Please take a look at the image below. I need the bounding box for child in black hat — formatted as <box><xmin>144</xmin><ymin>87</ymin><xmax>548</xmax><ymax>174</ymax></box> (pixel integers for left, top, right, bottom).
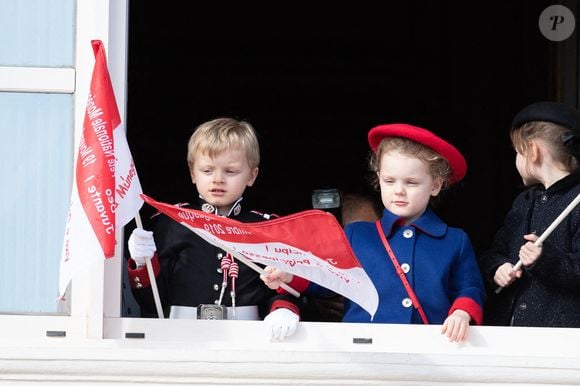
<box><xmin>480</xmin><ymin>101</ymin><xmax>580</xmax><ymax>327</ymax></box>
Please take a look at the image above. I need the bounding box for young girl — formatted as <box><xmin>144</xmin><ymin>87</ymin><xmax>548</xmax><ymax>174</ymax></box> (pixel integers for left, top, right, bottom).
<box><xmin>262</xmin><ymin>123</ymin><xmax>485</xmax><ymax>342</ymax></box>
<box><xmin>480</xmin><ymin>101</ymin><xmax>580</xmax><ymax>327</ymax></box>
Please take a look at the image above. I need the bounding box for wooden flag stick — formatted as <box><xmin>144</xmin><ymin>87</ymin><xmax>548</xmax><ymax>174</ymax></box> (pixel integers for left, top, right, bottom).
<box><xmin>175</xmin><ymin>221</ymin><xmax>301</xmax><ymax>298</ymax></box>
<box><xmin>134</xmin><ymin>213</ymin><xmax>165</xmax><ymax>318</ymax></box>
<box><xmin>227</xmin><ymin>249</ymin><xmax>300</xmax><ymax>298</ymax></box>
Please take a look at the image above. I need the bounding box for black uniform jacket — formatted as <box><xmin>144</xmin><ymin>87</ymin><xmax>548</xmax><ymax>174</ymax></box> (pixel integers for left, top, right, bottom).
<box><xmin>128</xmin><ymin>198</ymin><xmax>299</xmax><ymax>319</ymax></box>
<box><xmin>480</xmin><ymin>173</ymin><xmax>580</xmax><ymax>327</ymax></box>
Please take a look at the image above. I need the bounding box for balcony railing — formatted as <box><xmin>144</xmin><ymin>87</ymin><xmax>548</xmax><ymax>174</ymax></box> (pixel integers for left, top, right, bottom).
<box><xmin>0</xmin><ymin>315</ymin><xmax>579</xmax><ymax>385</ymax></box>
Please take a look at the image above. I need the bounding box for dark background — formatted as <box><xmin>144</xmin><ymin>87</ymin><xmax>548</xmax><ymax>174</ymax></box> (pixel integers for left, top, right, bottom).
<box><xmin>126</xmin><ymin>2</ymin><xmax>576</xmax><ymax>255</ymax></box>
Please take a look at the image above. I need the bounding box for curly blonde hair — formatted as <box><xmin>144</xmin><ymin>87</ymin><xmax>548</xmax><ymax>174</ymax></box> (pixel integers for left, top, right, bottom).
<box><xmin>368</xmin><ymin>137</ymin><xmax>453</xmax><ymax>190</ymax></box>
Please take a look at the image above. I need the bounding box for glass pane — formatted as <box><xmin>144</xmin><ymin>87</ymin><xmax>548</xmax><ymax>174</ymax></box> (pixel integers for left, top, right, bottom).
<box><xmin>0</xmin><ymin>92</ymin><xmax>73</xmax><ymax>313</ymax></box>
<box><xmin>0</xmin><ymin>0</ymin><xmax>74</xmax><ymax>66</ymax></box>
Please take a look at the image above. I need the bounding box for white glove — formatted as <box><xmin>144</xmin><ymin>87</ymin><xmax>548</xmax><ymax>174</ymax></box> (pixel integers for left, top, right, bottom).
<box><xmin>264</xmin><ymin>308</ymin><xmax>299</xmax><ymax>342</ymax></box>
<box><xmin>128</xmin><ymin>228</ymin><xmax>156</xmax><ymax>267</ymax></box>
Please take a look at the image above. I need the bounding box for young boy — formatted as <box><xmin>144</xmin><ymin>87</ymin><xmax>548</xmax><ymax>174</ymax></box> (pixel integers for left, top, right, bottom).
<box><xmin>262</xmin><ymin>123</ymin><xmax>485</xmax><ymax>342</ymax></box>
<box><xmin>127</xmin><ymin>117</ymin><xmax>300</xmax><ymax>341</ymax></box>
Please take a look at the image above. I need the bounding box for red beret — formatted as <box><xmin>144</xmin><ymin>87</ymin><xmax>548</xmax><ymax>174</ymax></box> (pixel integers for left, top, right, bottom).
<box><xmin>368</xmin><ymin>123</ymin><xmax>467</xmax><ymax>184</ymax></box>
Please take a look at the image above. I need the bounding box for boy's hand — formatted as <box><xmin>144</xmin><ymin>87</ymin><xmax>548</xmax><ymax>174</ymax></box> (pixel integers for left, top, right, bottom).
<box><xmin>128</xmin><ymin>228</ymin><xmax>156</xmax><ymax>267</ymax></box>
<box><xmin>260</xmin><ymin>266</ymin><xmax>294</xmax><ymax>290</ymax></box>
<box><xmin>264</xmin><ymin>308</ymin><xmax>299</xmax><ymax>341</ymax></box>
<box><xmin>441</xmin><ymin>309</ymin><xmax>471</xmax><ymax>342</ymax></box>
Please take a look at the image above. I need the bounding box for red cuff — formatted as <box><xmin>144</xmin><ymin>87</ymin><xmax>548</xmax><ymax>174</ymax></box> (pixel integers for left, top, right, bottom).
<box><xmin>449</xmin><ymin>296</ymin><xmax>483</xmax><ymax>325</ymax></box>
<box><xmin>276</xmin><ymin>275</ymin><xmax>310</xmax><ymax>295</ymax></box>
<box><xmin>270</xmin><ymin>299</ymin><xmax>300</xmax><ymax>319</ymax></box>
<box><xmin>127</xmin><ymin>254</ymin><xmax>160</xmax><ymax>289</ymax></box>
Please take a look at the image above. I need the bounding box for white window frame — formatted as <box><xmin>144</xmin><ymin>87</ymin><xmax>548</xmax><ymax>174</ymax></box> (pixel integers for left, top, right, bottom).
<box><xmin>0</xmin><ymin>0</ymin><xmax>128</xmax><ymax>340</ymax></box>
<box><xmin>0</xmin><ymin>0</ymin><xmax>579</xmax><ymax>350</ymax></box>
<box><xmin>2</xmin><ymin>4</ymin><xmax>580</xmax><ymax>384</ymax></box>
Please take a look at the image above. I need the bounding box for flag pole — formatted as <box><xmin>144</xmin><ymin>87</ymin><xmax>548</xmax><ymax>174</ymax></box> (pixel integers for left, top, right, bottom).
<box><xmin>495</xmin><ymin>192</ymin><xmax>580</xmax><ymax>294</ymax></box>
<box><xmin>227</xmin><ymin>249</ymin><xmax>300</xmax><ymax>298</ymax></box>
<box><xmin>134</xmin><ymin>213</ymin><xmax>165</xmax><ymax>318</ymax></box>
<box><xmin>173</xmin><ymin>220</ymin><xmax>301</xmax><ymax>298</ymax></box>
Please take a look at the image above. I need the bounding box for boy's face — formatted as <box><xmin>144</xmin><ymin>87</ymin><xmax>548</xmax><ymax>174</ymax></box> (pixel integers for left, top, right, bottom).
<box><xmin>190</xmin><ymin>149</ymin><xmax>258</xmax><ymax>214</ymax></box>
<box><xmin>377</xmin><ymin>151</ymin><xmax>441</xmax><ymax>225</ymax></box>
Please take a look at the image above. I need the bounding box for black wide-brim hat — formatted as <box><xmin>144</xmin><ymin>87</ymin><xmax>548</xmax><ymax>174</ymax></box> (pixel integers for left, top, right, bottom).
<box><xmin>368</xmin><ymin>123</ymin><xmax>467</xmax><ymax>184</ymax></box>
<box><xmin>512</xmin><ymin>101</ymin><xmax>580</xmax><ymax>130</ymax></box>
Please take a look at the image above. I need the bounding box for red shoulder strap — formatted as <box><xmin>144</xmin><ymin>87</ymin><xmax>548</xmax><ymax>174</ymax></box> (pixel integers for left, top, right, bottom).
<box><xmin>375</xmin><ymin>220</ymin><xmax>429</xmax><ymax>324</ymax></box>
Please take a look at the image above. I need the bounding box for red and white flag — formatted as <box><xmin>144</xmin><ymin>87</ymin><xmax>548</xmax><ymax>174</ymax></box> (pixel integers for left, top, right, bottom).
<box><xmin>59</xmin><ymin>40</ymin><xmax>143</xmax><ymax>298</ymax></box>
<box><xmin>142</xmin><ymin>194</ymin><xmax>379</xmax><ymax>318</ymax></box>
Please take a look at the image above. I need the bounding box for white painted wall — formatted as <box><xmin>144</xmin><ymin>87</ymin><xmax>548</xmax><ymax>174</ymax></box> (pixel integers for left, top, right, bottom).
<box><xmin>1</xmin><ymin>318</ymin><xmax>579</xmax><ymax>385</ymax></box>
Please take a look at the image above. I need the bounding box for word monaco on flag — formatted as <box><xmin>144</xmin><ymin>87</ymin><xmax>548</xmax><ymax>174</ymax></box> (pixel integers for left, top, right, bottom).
<box><xmin>142</xmin><ymin>194</ymin><xmax>379</xmax><ymax>319</ymax></box>
<box><xmin>59</xmin><ymin>40</ymin><xmax>143</xmax><ymax>298</ymax></box>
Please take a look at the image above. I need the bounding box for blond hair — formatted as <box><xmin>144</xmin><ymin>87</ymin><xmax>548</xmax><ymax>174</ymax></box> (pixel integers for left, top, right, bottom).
<box><xmin>187</xmin><ymin>117</ymin><xmax>260</xmax><ymax>171</ymax></box>
<box><xmin>369</xmin><ymin>137</ymin><xmax>453</xmax><ymax>190</ymax></box>
<box><xmin>510</xmin><ymin>121</ymin><xmax>579</xmax><ymax>173</ymax></box>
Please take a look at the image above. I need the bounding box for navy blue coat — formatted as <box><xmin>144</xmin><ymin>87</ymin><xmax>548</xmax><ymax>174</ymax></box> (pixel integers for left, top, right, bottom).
<box><xmin>333</xmin><ymin>207</ymin><xmax>485</xmax><ymax>324</ymax></box>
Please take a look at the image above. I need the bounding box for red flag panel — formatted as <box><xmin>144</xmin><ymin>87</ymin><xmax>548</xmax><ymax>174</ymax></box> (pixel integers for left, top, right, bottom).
<box><xmin>142</xmin><ymin>194</ymin><xmax>379</xmax><ymax>318</ymax></box>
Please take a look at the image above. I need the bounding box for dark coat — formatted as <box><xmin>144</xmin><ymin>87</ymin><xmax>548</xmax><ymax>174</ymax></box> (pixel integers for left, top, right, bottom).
<box><xmin>128</xmin><ymin>198</ymin><xmax>297</xmax><ymax>318</ymax></box>
<box><xmin>480</xmin><ymin>173</ymin><xmax>580</xmax><ymax>327</ymax></box>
